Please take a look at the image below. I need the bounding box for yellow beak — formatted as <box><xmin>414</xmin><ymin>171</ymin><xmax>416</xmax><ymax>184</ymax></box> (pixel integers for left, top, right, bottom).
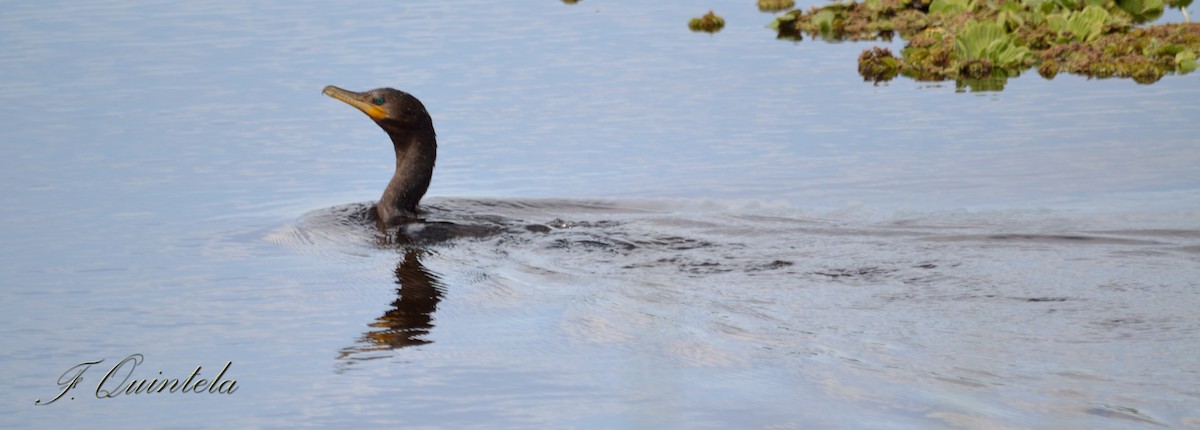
<box><xmin>323</xmin><ymin>85</ymin><xmax>388</xmax><ymax>121</ymax></box>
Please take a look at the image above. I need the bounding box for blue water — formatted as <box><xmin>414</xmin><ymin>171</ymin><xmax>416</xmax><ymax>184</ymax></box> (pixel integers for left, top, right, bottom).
<box><xmin>1</xmin><ymin>1</ymin><xmax>1198</xmax><ymax>428</ymax></box>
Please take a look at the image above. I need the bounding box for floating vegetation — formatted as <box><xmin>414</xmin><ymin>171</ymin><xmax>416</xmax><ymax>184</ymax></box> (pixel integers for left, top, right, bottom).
<box><xmin>690</xmin><ymin>10</ymin><xmax>727</xmax><ymax>33</ymax></box>
<box><xmin>770</xmin><ymin>0</ymin><xmax>1200</xmax><ymax>89</ymax></box>
<box><xmin>758</xmin><ymin>0</ymin><xmax>796</xmax><ymax>13</ymax></box>
<box><xmin>859</xmin><ymin>46</ymin><xmax>902</xmax><ymax>82</ymax></box>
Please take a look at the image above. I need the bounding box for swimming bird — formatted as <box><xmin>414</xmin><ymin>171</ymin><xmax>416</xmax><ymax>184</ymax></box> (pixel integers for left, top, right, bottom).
<box><xmin>323</xmin><ymin>85</ymin><xmax>436</xmax><ymax>226</ymax></box>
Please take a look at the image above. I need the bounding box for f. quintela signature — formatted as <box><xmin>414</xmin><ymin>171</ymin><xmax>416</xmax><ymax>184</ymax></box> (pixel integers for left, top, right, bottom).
<box><xmin>36</xmin><ymin>354</ymin><xmax>237</xmax><ymax>405</ymax></box>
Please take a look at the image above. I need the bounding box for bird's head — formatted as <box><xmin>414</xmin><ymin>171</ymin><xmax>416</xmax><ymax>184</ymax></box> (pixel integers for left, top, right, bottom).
<box><xmin>323</xmin><ymin>85</ymin><xmax>433</xmax><ymax>132</ymax></box>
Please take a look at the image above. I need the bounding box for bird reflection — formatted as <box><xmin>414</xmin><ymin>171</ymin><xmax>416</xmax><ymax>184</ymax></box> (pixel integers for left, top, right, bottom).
<box><xmin>338</xmin><ymin>247</ymin><xmax>445</xmax><ymax>364</ymax></box>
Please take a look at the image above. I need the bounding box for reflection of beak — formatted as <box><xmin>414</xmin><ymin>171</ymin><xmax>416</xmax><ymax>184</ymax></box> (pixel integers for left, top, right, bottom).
<box><xmin>323</xmin><ymin>85</ymin><xmax>388</xmax><ymax>121</ymax></box>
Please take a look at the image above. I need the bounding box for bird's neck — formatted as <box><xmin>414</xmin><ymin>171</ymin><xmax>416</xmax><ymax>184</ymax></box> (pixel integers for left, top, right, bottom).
<box><xmin>376</xmin><ymin>128</ymin><xmax>436</xmax><ymax>225</ymax></box>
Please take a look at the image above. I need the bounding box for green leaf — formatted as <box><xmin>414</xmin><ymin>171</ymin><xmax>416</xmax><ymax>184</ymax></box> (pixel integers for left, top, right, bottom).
<box><xmin>1116</xmin><ymin>0</ymin><xmax>1164</xmax><ymax>23</ymax></box>
<box><xmin>995</xmin><ymin>7</ymin><xmax>1026</xmax><ymax>30</ymax></box>
<box><xmin>955</xmin><ymin>20</ymin><xmax>1006</xmax><ymax>60</ymax></box>
<box><xmin>1177</xmin><ymin>50</ymin><xmax>1198</xmax><ymax>73</ymax></box>
<box><xmin>1067</xmin><ymin>6</ymin><xmax>1109</xmax><ymax>42</ymax></box>
<box><xmin>812</xmin><ymin>9</ymin><xmax>837</xmax><ymax>33</ymax></box>
<box><xmin>930</xmin><ymin>0</ymin><xmax>971</xmax><ymax>14</ymax></box>
<box><xmin>954</xmin><ymin>20</ymin><xmax>1031</xmax><ymax>69</ymax></box>
<box><xmin>769</xmin><ymin>13</ymin><xmax>797</xmax><ymax>30</ymax></box>
<box><xmin>1047</xmin><ymin>13</ymin><xmax>1069</xmax><ymax>33</ymax></box>
<box><xmin>1054</xmin><ymin>0</ymin><xmax>1079</xmax><ymax>11</ymax></box>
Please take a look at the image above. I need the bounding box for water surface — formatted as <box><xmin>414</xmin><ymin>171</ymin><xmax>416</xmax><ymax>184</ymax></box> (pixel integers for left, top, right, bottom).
<box><xmin>1</xmin><ymin>1</ymin><xmax>1198</xmax><ymax>429</ymax></box>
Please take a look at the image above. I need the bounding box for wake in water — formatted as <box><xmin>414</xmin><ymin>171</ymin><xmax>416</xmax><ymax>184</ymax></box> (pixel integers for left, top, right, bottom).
<box><xmin>269</xmin><ymin>198</ymin><xmax>1200</xmax><ymax>428</ymax></box>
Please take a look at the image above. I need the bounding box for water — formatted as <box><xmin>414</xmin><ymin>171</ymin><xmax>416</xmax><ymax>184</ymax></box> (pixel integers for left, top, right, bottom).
<box><xmin>1</xmin><ymin>0</ymin><xmax>1198</xmax><ymax>428</ymax></box>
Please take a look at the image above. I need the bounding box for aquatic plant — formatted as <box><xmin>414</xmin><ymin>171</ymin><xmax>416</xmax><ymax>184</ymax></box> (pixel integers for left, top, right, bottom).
<box><xmin>1038</xmin><ymin>23</ymin><xmax>1200</xmax><ymax>83</ymax></box>
<box><xmin>1046</xmin><ymin>6</ymin><xmax>1111</xmax><ymax>42</ymax></box>
<box><xmin>771</xmin><ymin>13</ymin><xmax>804</xmax><ymax>40</ymax></box>
<box><xmin>811</xmin><ymin>9</ymin><xmax>839</xmax><ymax>35</ymax></box>
<box><xmin>1116</xmin><ymin>0</ymin><xmax>1165</xmax><ymax>23</ymax></box>
<box><xmin>954</xmin><ymin>20</ymin><xmax>1033</xmax><ymax>70</ymax></box>
<box><xmin>858</xmin><ymin>46</ymin><xmax>903</xmax><ymax>82</ymax></box>
<box><xmin>690</xmin><ymin>11</ymin><xmax>726</xmax><ymax>33</ymax></box>
<box><xmin>930</xmin><ymin>0</ymin><xmax>972</xmax><ymax>16</ymax></box>
<box><xmin>1178</xmin><ymin>49</ymin><xmax>1199</xmax><ymax>72</ymax></box>
<box><xmin>776</xmin><ymin>0</ymin><xmax>1200</xmax><ymax>89</ymax></box>
<box><xmin>898</xmin><ymin>29</ymin><xmax>956</xmax><ymax>79</ymax></box>
<box><xmin>770</xmin><ymin>0</ymin><xmax>932</xmax><ymax>41</ymax></box>
<box><xmin>758</xmin><ymin>0</ymin><xmax>796</xmax><ymax>13</ymax></box>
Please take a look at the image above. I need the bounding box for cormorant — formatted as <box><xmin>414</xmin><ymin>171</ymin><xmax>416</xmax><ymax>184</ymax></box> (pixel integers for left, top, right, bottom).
<box><xmin>323</xmin><ymin>85</ymin><xmax>437</xmax><ymax>227</ymax></box>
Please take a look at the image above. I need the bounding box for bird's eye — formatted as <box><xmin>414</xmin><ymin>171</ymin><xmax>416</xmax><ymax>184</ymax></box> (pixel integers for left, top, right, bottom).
<box><xmin>372</xmin><ymin>97</ymin><xmax>385</xmax><ymax>105</ymax></box>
